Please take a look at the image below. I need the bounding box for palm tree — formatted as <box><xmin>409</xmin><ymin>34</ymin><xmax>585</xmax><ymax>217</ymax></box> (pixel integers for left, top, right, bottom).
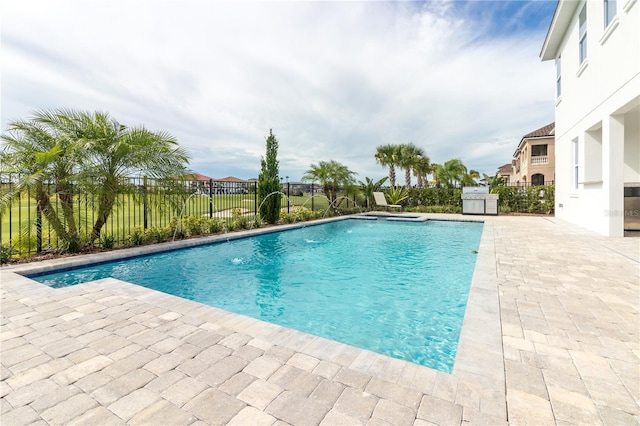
<box><xmin>483</xmin><ymin>172</ymin><xmax>506</xmax><ymax>187</ymax></box>
<box><xmin>434</xmin><ymin>159</ymin><xmax>468</xmax><ymax>188</ymax></box>
<box><xmin>302</xmin><ymin>160</ymin><xmax>356</xmax><ymax>206</ymax></box>
<box><xmin>461</xmin><ymin>169</ymin><xmax>480</xmax><ymax>187</ymax></box>
<box><xmin>1</xmin><ymin>109</ymin><xmax>190</xmax><ymax>248</ymax></box>
<box><xmin>412</xmin><ymin>156</ymin><xmax>431</xmax><ymax>188</ymax></box>
<box><xmin>302</xmin><ymin>162</ymin><xmax>330</xmax><ymax>200</ymax></box>
<box><xmin>73</xmin><ymin>111</ymin><xmax>190</xmax><ymax>241</ymax></box>
<box><xmin>358</xmin><ymin>176</ymin><xmax>388</xmax><ymax>208</ymax></box>
<box><xmin>1</xmin><ymin>110</ymin><xmax>84</xmax><ymax>248</ymax></box>
<box><xmin>374</xmin><ymin>144</ymin><xmax>400</xmax><ymax>188</ymax></box>
<box><xmin>398</xmin><ymin>143</ymin><xmax>425</xmax><ymax>189</ymax></box>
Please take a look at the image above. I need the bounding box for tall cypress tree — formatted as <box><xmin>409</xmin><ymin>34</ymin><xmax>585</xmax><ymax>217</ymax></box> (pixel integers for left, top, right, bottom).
<box><xmin>257</xmin><ymin>129</ymin><xmax>281</xmax><ymax>224</ymax></box>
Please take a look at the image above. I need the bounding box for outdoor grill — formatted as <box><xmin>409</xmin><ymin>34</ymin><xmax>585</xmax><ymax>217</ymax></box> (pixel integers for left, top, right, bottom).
<box><xmin>461</xmin><ymin>187</ymin><xmax>499</xmax><ymax>215</ymax></box>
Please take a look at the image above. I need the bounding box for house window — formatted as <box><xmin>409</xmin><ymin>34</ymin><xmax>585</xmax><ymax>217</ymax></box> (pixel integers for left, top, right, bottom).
<box><xmin>532</xmin><ymin>174</ymin><xmax>545</xmax><ymax>185</ymax></box>
<box><xmin>573</xmin><ymin>138</ymin><xmax>579</xmax><ymax>190</ymax></box>
<box><xmin>556</xmin><ymin>57</ymin><xmax>562</xmax><ymax>97</ymax></box>
<box><xmin>579</xmin><ymin>5</ymin><xmax>587</xmax><ymax>64</ymax></box>
<box><xmin>532</xmin><ymin>145</ymin><xmax>548</xmax><ymax>156</ymax></box>
<box><xmin>604</xmin><ymin>0</ymin><xmax>617</xmax><ymax>27</ymax></box>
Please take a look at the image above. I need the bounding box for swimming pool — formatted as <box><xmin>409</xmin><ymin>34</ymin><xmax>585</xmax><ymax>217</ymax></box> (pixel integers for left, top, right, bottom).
<box><xmin>31</xmin><ymin>218</ymin><xmax>483</xmax><ymax>372</ymax></box>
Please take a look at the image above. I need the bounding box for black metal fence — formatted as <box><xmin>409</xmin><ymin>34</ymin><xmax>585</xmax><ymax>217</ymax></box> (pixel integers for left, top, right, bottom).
<box><xmin>0</xmin><ymin>175</ymin><xmax>340</xmax><ymax>255</ymax></box>
<box><xmin>504</xmin><ymin>180</ymin><xmax>555</xmax><ymax>187</ymax></box>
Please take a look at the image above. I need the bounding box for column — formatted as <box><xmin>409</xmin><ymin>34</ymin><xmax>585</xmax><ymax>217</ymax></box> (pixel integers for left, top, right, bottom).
<box><xmin>604</xmin><ymin>114</ymin><xmax>625</xmax><ymax>236</ymax></box>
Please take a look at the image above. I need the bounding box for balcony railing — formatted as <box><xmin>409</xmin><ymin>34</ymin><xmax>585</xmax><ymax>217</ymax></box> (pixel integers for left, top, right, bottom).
<box><xmin>530</xmin><ymin>155</ymin><xmax>549</xmax><ymax>165</ymax></box>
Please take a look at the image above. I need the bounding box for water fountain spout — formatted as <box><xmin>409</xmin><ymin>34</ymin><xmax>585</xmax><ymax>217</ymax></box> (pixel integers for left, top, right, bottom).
<box><xmin>300</xmin><ymin>194</ymin><xmax>331</xmax><ymax>211</ymax></box>
<box><xmin>253</xmin><ymin>191</ymin><xmax>292</xmax><ymax>228</ymax></box>
<box><xmin>172</xmin><ymin>193</ymin><xmax>214</xmax><ymax>241</ymax></box>
<box><xmin>323</xmin><ymin>196</ymin><xmax>360</xmax><ymax>218</ymax></box>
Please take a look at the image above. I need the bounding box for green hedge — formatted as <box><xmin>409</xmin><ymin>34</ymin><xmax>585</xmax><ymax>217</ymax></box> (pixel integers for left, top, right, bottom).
<box><xmin>490</xmin><ymin>185</ymin><xmax>554</xmax><ymax>214</ymax></box>
<box><xmin>406</xmin><ymin>188</ymin><xmax>462</xmax><ymax>208</ymax></box>
<box><xmin>402</xmin><ymin>185</ymin><xmax>554</xmax><ymax>214</ymax></box>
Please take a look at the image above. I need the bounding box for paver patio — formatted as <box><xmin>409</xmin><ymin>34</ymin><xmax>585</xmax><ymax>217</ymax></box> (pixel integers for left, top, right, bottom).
<box><xmin>1</xmin><ymin>214</ymin><xmax>638</xmax><ymax>425</ymax></box>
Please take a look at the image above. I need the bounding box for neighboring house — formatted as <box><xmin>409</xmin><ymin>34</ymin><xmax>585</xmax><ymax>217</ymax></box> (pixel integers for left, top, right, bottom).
<box><xmin>182</xmin><ymin>172</ymin><xmax>213</xmax><ymax>192</ymax></box>
<box><xmin>540</xmin><ymin>0</ymin><xmax>640</xmax><ymax>237</ymax></box>
<box><xmin>180</xmin><ymin>174</ymin><xmax>252</xmax><ymax>194</ymax></box>
<box><xmin>497</xmin><ymin>163</ymin><xmax>514</xmax><ymax>184</ymax></box>
<box><xmin>512</xmin><ymin>123</ymin><xmax>556</xmax><ymax>186</ymax></box>
<box><xmin>214</xmin><ymin>176</ymin><xmax>251</xmax><ymax>194</ymax></box>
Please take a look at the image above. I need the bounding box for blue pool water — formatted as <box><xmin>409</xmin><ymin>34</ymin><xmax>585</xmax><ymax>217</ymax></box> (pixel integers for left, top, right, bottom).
<box><xmin>32</xmin><ymin>219</ymin><xmax>483</xmax><ymax>372</ymax></box>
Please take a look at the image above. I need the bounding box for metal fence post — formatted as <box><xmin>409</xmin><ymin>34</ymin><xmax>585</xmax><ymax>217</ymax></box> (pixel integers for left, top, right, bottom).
<box><xmin>143</xmin><ymin>176</ymin><xmax>148</xmax><ymax>230</ymax></box>
<box><xmin>254</xmin><ymin>182</ymin><xmax>258</xmax><ymax>216</ymax></box>
<box><xmin>36</xmin><ymin>205</ymin><xmax>42</xmax><ymax>253</ymax></box>
<box><xmin>209</xmin><ymin>179</ymin><xmax>214</xmax><ymax>218</ymax></box>
<box><xmin>287</xmin><ymin>182</ymin><xmax>290</xmax><ymax>213</ymax></box>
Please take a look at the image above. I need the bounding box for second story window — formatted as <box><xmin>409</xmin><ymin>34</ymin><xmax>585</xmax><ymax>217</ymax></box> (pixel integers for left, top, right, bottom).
<box><xmin>531</xmin><ymin>144</ymin><xmax>549</xmax><ymax>165</ymax></box>
<box><xmin>556</xmin><ymin>57</ymin><xmax>562</xmax><ymax>97</ymax></box>
<box><xmin>579</xmin><ymin>4</ymin><xmax>588</xmax><ymax>64</ymax></box>
<box><xmin>532</xmin><ymin>145</ymin><xmax>548</xmax><ymax>157</ymax></box>
<box><xmin>604</xmin><ymin>0</ymin><xmax>617</xmax><ymax>27</ymax></box>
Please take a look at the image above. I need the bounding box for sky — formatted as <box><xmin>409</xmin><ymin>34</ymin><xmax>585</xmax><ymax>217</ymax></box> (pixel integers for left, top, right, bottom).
<box><xmin>1</xmin><ymin>0</ymin><xmax>557</xmax><ymax>182</ymax></box>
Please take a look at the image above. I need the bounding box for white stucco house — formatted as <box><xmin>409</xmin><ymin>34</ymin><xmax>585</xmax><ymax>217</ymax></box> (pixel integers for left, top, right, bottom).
<box><xmin>540</xmin><ymin>0</ymin><xmax>640</xmax><ymax>236</ymax></box>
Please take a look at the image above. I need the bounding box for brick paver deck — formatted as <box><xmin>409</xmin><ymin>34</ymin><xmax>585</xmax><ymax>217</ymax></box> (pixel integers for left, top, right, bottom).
<box><xmin>1</xmin><ymin>215</ymin><xmax>638</xmax><ymax>425</ymax></box>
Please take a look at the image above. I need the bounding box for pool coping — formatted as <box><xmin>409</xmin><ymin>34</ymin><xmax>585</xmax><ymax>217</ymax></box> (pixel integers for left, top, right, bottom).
<box><xmin>0</xmin><ymin>213</ymin><xmax>506</xmax><ymax>420</ymax></box>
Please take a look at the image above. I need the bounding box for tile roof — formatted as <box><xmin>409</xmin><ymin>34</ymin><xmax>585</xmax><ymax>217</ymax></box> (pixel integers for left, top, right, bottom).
<box><xmin>498</xmin><ymin>163</ymin><xmax>513</xmax><ymax>173</ymax></box>
<box><xmin>217</xmin><ymin>176</ymin><xmax>248</xmax><ymax>182</ymax></box>
<box><xmin>522</xmin><ymin>122</ymin><xmax>555</xmax><ymax>139</ymax></box>
<box><xmin>183</xmin><ymin>173</ymin><xmax>213</xmax><ymax>181</ymax></box>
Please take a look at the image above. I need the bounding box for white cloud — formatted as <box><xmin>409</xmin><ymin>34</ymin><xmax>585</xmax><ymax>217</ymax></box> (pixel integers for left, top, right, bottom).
<box><xmin>1</xmin><ymin>0</ymin><xmax>555</xmax><ymax>181</ymax></box>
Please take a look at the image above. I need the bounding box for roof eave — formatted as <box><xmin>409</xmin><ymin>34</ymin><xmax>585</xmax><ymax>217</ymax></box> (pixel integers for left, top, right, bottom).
<box><xmin>540</xmin><ymin>0</ymin><xmax>580</xmax><ymax>61</ymax></box>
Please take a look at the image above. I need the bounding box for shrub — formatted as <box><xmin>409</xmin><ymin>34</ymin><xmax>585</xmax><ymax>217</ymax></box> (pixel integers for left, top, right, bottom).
<box><xmin>343</xmin><ymin>206</ymin><xmax>366</xmax><ymax>215</ymax></box>
<box><xmin>99</xmin><ymin>233</ymin><xmax>116</xmax><ymax>249</ymax></box>
<box><xmin>280</xmin><ymin>212</ymin><xmax>296</xmax><ymax>224</ymax></box>
<box><xmin>491</xmin><ymin>184</ymin><xmax>554</xmax><ymax>214</ymax></box>
<box><xmin>320</xmin><ymin>209</ymin><xmax>333</xmax><ymax>218</ymax></box>
<box><xmin>165</xmin><ymin>217</ymin><xmax>187</xmax><ymax>240</ymax></box>
<box><xmin>385</xmin><ymin>187</ymin><xmax>409</xmax><ymax>205</ymax></box>
<box><xmin>167</xmin><ymin>217</ymin><xmax>179</xmax><ymax>235</ymax></box>
<box><xmin>182</xmin><ymin>215</ymin><xmax>206</xmax><ymax>236</ymax></box>
<box><xmin>129</xmin><ymin>227</ymin><xmax>146</xmax><ymax>246</ymax></box>
<box><xmin>292</xmin><ymin>208</ymin><xmax>305</xmax><ymax>222</ymax></box>
<box><xmin>10</xmin><ymin>235</ymin><xmax>40</xmax><ymax>256</ymax></box>
<box><xmin>206</xmin><ymin>218</ymin><xmax>225</xmax><ymax>234</ymax></box>
<box><xmin>145</xmin><ymin>227</ymin><xmax>169</xmax><ymax>243</ymax></box>
<box><xmin>0</xmin><ymin>244</ymin><xmax>16</xmax><ymax>264</ymax></box>
<box><xmin>528</xmin><ymin>199</ymin><xmax>542</xmax><ymax>213</ymax></box>
<box><xmin>172</xmin><ymin>227</ymin><xmax>186</xmax><ymax>240</ymax></box>
<box><xmin>406</xmin><ymin>187</ymin><xmax>461</xmax><ymax>208</ymax></box>
<box><xmin>408</xmin><ymin>205</ymin><xmax>461</xmax><ymax>213</ymax></box>
<box><xmin>403</xmin><ymin>185</ymin><xmax>554</xmax><ymax>214</ymax></box>
<box><xmin>65</xmin><ymin>234</ymin><xmax>83</xmax><ymax>253</ymax></box>
<box><xmin>280</xmin><ymin>207</ymin><xmax>319</xmax><ymax>224</ymax></box>
<box><xmin>232</xmin><ymin>208</ymin><xmax>250</xmax><ymax>230</ymax></box>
